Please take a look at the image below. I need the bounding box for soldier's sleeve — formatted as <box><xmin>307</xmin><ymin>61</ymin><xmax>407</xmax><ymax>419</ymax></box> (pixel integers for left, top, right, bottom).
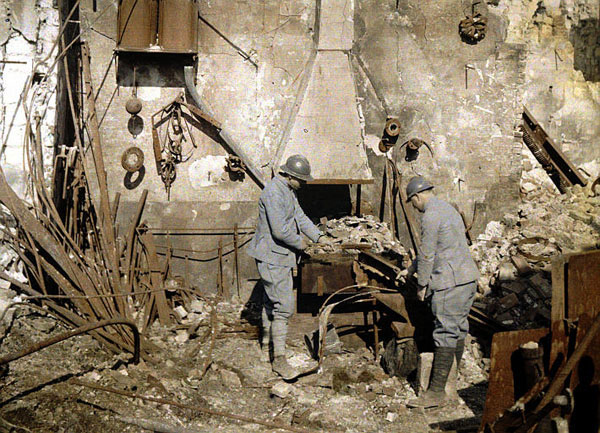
<box><xmin>417</xmin><ymin>210</ymin><xmax>440</xmax><ymax>287</ymax></box>
<box><xmin>264</xmin><ymin>189</ymin><xmax>303</xmax><ymax>250</ymax></box>
<box><xmin>293</xmin><ymin>195</ymin><xmax>322</xmax><ymax>242</ymax></box>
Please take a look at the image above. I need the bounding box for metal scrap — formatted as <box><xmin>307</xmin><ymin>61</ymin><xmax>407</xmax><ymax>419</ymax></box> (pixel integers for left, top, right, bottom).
<box><xmin>378</xmin><ymin>117</ymin><xmax>401</xmax><ymax>153</ymax></box>
<box><xmin>0</xmin><ymin>318</ymin><xmax>140</xmax><ymax>366</ymax></box>
<box><xmin>121</xmin><ymin>146</ymin><xmax>144</xmax><ymax>172</ymax></box>
<box><xmin>521</xmin><ymin>106</ymin><xmax>587</xmax><ymax>193</ymax></box>
<box><xmin>459</xmin><ymin>13</ymin><xmax>487</xmax><ymax>44</ymax></box>
<box><xmin>151</xmin><ymin>93</ymin><xmax>203</xmax><ymax>199</ymax></box>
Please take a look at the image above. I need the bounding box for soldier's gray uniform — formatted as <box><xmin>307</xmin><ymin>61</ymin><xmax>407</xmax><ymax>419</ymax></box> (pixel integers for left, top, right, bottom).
<box><xmin>416</xmin><ymin>197</ymin><xmax>479</xmax><ymax>348</ymax></box>
<box><xmin>247</xmin><ymin>175</ymin><xmax>321</xmax><ymax>325</ymax></box>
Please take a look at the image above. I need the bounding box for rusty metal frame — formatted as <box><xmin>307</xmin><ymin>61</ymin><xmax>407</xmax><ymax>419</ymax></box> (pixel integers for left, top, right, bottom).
<box><xmin>482</xmin><ymin>250</ymin><xmax>600</xmax><ymax>432</ymax></box>
<box><xmin>521</xmin><ymin>107</ymin><xmax>587</xmax><ymax>193</ymax></box>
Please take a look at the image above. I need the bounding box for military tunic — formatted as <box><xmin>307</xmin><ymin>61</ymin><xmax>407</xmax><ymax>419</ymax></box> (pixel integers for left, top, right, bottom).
<box><xmin>417</xmin><ymin>197</ymin><xmax>479</xmax><ymax>348</ymax></box>
<box><xmin>247</xmin><ymin>175</ymin><xmax>321</xmax><ymax>320</ymax></box>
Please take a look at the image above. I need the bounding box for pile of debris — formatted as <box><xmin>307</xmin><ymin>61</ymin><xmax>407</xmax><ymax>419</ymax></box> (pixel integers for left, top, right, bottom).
<box><xmin>306</xmin><ymin>215</ymin><xmax>408</xmax><ymax>257</ymax></box>
<box><xmin>472</xmin><ymin>165</ymin><xmax>600</xmax><ymax>329</ymax></box>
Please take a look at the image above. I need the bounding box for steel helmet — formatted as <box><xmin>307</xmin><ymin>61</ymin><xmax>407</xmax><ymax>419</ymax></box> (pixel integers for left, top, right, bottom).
<box><xmin>406</xmin><ymin>176</ymin><xmax>433</xmax><ymax>201</ymax></box>
<box><xmin>279</xmin><ymin>154</ymin><xmax>313</xmax><ymax>181</ymax></box>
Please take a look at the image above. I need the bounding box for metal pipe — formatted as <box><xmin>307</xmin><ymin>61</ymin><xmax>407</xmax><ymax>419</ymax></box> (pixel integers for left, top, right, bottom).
<box><xmin>183</xmin><ymin>66</ymin><xmax>265</xmax><ymax>188</ymax></box>
<box><xmin>0</xmin><ymin>318</ymin><xmax>140</xmax><ymax>365</ymax></box>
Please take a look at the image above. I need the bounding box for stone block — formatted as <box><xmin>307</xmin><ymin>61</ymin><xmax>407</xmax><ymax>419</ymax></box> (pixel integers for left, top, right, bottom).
<box><xmin>498</xmin><ymin>293</ymin><xmax>519</xmax><ymax>311</ymax></box>
<box><xmin>220</xmin><ymin>368</ymin><xmax>242</xmax><ymax>389</ymax></box>
<box><xmin>416</xmin><ymin>352</ymin><xmax>458</xmax><ymax>398</ymax></box>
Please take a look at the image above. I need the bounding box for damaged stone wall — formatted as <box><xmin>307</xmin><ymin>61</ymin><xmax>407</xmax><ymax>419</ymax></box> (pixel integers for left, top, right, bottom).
<box><xmin>0</xmin><ymin>0</ymin><xmax>59</xmax><ymax>304</ymax></box>
<box><xmin>355</xmin><ymin>0</ymin><xmax>599</xmax><ymax>241</ymax></box>
<box><xmin>354</xmin><ymin>0</ymin><xmax>526</xmax><ymax>234</ymax></box>
<box><xmin>0</xmin><ymin>0</ymin><xmax>58</xmax><ymax>197</ymax></box>
<box><xmin>501</xmin><ymin>0</ymin><xmax>600</xmax><ymax>165</ymax></box>
<box><xmin>82</xmin><ymin>0</ymin><xmax>318</xmax><ymax>298</ymax></box>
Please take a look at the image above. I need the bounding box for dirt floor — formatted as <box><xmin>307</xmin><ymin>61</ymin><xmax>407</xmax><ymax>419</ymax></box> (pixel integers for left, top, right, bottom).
<box><xmin>0</xmin><ymin>296</ymin><xmax>489</xmax><ymax>433</ymax></box>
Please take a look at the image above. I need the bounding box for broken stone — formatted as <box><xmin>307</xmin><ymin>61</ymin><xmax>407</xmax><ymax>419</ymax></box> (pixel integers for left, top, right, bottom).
<box><xmin>362</xmin><ymin>390</ymin><xmax>377</xmax><ymax>401</ymax></box>
<box><xmin>382</xmin><ymin>386</ymin><xmax>396</xmax><ymax>397</ymax></box>
<box><xmin>502</xmin><ymin>281</ymin><xmax>528</xmax><ymax>295</ymax></box>
<box><xmin>386</xmin><ymin>412</ymin><xmax>398</xmax><ymax>422</ymax></box>
<box><xmin>497</xmin><ymin>261</ymin><xmax>517</xmax><ymax>282</ymax></box>
<box><xmin>528</xmin><ymin>273</ymin><xmax>552</xmax><ymax>297</ymax></box>
<box><xmin>521</xmin><ymin>182</ymin><xmax>538</xmax><ymax>193</ymax></box>
<box><xmin>307</xmin><ymin>216</ymin><xmax>407</xmax><ymax>256</ymax></box>
<box><xmin>175</xmin><ymin>330</ymin><xmax>189</xmax><ymax>344</ymax></box>
<box><xmin>495</xmin><ymin>312</ymin><xmax>514</xmax><ymax>324</ymax></box>
<box><xmin>30</xmin><ymin>317</ymin><xmax>55</xmax><ymax>333</ymax></box>
<box><xmin>271</xmin><ymin>381</ymin><xmax>294</xmax><ymax>398</ymax></box>
<box><xmin>498</xmin><ymin>293</ymin><xmax>519</xmax><ymax>311</ymax></box>
<box><xmin>174</xmin><ymin>305</ymin><xmax>188</xmax><ymax>320</ymax></box>
<box><xmin>332</xmin><ymin>367</ymin><xmax>354</xmax><ymax>393</ymax></box>
<box><xmin>511</xmin><ymin>254</ymin><xmax>533</xmax><ymax>276</ymax></box>
<box><xmin>190</xmin><ymin>299</ymin><xmax>207</xmax><ymax>314</ymax></box>
<box><xmin>502</xmin><ymin>213</ymin><xmax>520</xmax><ymax>228</ymax></box>
<box><xmin>219</xmin><ymin>369</ymin><xmax>242</xmax><ymax>388</ymax></box>
<box><xmin>536</xmin><ymin>307</ymin><xmax>551</xmax><ymax>322</ymax></box>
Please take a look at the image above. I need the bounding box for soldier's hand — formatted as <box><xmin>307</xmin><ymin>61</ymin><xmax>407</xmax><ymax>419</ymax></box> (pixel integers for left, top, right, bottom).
<box><xmin>300</xmin><ymin>238</ymin><xmax>309</xmax><ymax>251</ymax></box>
<box><xmin>417</xmin><ymin>284</ymin><xmax>427</xmax><ymax>302</ymax></box>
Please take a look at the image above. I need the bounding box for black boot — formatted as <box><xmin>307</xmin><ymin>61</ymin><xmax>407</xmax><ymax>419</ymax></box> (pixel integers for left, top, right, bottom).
<box><xmin>408</xmin><ymin>347</ymin><xmax>455</xmax><ymax>408</ymax></box>
<box><xmin>455</xmin><ymin>339</ymin><xmax>465</xmax><ymax>368</ymax></box>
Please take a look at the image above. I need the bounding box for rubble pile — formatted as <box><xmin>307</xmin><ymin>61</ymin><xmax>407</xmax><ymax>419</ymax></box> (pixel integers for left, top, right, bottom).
<box><xmin>306</xmin><ymin>215</ymin><xmax>408</xmax><ymax>257</ymax></box>
<box><xmin>472</xmin><ymin>176</ymin><xmax>600</xmax><ymax>329</ymax></box>
<box><xmin>0</xmin><ymin>293</ymin><xmax>488</xmax><ymax>432</ymax></box>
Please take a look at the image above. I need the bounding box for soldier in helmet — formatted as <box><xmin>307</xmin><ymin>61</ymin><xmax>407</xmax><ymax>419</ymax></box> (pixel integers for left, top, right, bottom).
<box><xmin>404</xmin><ymin>176</ymin><xmax>479</xmax><ymax>408</ymax></box>
<box><xmin>247</xmin><ymin>154</ymin><xmax>325</xmax><ymax>380</ymax></box>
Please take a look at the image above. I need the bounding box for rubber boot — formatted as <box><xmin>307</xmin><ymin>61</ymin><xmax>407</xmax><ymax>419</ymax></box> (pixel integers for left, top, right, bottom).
<box><xmin>260</xmin><ymin>308</ymin><xmax>272</xmax><ymax>362</ymax></box>
<box><xmin>455</xmin><ymin>339</ymin><xmax>465</xmax><ymax>369</ymax></box>
<box><xmin>408</xmin><ymin>347</ymin><xmax>455</xmax><ymax>408</ymax></box>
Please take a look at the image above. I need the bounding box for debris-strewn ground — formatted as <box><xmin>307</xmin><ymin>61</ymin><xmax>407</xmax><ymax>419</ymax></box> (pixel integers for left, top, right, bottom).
<box><xmin>0</xmin><ymin>297</ymin><xmax>488</xmax><ymax>433</ymax></box>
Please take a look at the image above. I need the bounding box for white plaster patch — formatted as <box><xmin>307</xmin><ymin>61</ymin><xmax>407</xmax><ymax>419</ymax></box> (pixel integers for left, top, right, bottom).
<box><xmin>188</xmin><ymin>155</ymin><xmax>227</xmax><ymax>188</ymax></box>
<box><xmin>432</xmin><ymin>135</ymin><xmax>449</xmax><ymax>159</ymax></box>
<box><xmin>136</xmin><ymin>86</ymin><xmax>161</xmax><ymax>101</ymax></box>
<box><xmin>219</xmin><ymin>203</ymin><xmax>231</xmax><ymax>211</ymax></box>
<box><xmin>364</xmin><ymin>134</ymin><xmax>384</xmax><ymax>155</ymax></box>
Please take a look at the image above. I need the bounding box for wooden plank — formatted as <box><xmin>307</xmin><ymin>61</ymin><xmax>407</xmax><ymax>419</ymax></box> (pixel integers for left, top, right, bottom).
<box><xmin>566</xmin><ymin>250</ymin><xmax>600</xmax><ymax>319</ymax></box>
<box><xmin>390</xmin><ymin>161</ymin><xmax>421</xmax><ymax>253</ymax></box>
<box><xmin>551</xmin><ymin>255</ymin><xmax>567</xmax><ymax>323</ymax></box>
